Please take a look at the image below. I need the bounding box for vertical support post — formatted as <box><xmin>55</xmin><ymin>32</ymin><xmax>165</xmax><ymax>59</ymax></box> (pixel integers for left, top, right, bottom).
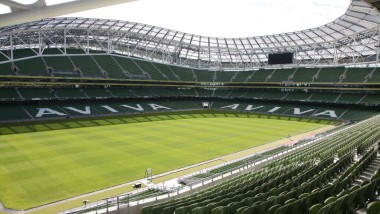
<box><xmin>333</xmin><ymin>43</ymin><xmax>337</xmax><ymax>65</ymax></box>
<box><xmin>87</xmin><ymin>30</ymin><xmax>89</xmax><ymax>54</ymax></box>
<box><xmin>10</xmin><ymin>33</ymin><xmax>13</xmax><ymax>60</ymax></box>
<box><xmin>64</xmin><ymin>29</ymin><xmax>67</xmax><ymax>54</ymax></box>
<box><xmin>106</xmin><ymin>198</ymin><xmax>109</xmax><ymax>212</ymax></box>
<box><xmin>377</xmin><ymin>27</ymin><xmax>380</xmax><ymax>62</ymax></box>
<box><xmin>38</xmin><ymin>30</ymin><xmax>42</xmax><ymax>55</ymax></box>
<box><xmin>107</xmin><ymin>31</ymin><xmax>111</xmax><ymax>54</ymax></box>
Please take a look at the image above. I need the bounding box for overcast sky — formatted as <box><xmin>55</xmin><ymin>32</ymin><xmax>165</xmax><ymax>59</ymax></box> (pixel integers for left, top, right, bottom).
<box><xmin>1</xmin><ymin>0</ymin><xmax>349</xmax><ymax>37</ymax></box>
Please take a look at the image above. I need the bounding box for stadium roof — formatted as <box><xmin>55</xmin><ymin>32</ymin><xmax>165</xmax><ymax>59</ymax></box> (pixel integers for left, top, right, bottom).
<box><xmin>0</xmin><ymin>0</ymin><xmax>380</xmax><ymax>69</ymax></box>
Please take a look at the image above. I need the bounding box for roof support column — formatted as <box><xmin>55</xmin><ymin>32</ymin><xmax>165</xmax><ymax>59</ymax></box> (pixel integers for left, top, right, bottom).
<box><xmin>64</xmin><ymin>29</ymin><xmax>67</xmax><ymax>54</ymax></box>
<box><xmin>38</xmin><ymin>30</ymin><xmax>42</xmax><ymax>55</ymax></box>
<box><xmin>86</xmin><ymin>30</ymin><xmax>89</xmax><ymax>54</ymax></box>
<box><xmin>107</xmin><ymin>31</ymin><xmax>111</xmax><ymax>54</ymax></box>
<box><xmin>10</xmin><ymin>33</ymin><xmax>13</xmax><ymax>60</ymax></box>
<box><xmin>333</xmin><ymin>43</ymin><xmax>337</xmax><ymax>65</ymax></box>
<box><xmin>377</xmin><ymin>27</ymin><xmax>380</xmax><ymax>62</ymax></box>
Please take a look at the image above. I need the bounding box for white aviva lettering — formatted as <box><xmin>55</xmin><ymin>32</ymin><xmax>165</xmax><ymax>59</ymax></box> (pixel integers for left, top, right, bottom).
<box><xmin>314</xmin><ymin>110</ymin><xmax>338</xmax><ymax>118</ymax></box>
<box><xmin>149</xmin><ymin>104</ymin><xmax>171</xmax><ymax>110</ymax></box>
<box><xmin>219</xmin><ymin>104</ymin><xmax>338</xmax><ymax>118</ymax></box>
<box><xmin>63</xmin><ymin>106</ymin><xmax>91</xmax><ymax>114</ymax></box>
<box><xmin>293</xmin><ymin>108</ymin><xmax>315</xmax><ymax>115</ymax></box>
<box><xmin>35</xmin><ymin>108</ymin><xmax>66</xmax><ymax>118</ymax></box>
<box><xmin>245</xmin><ymin>105</ymin><xmax>264</xmax><ymax>111</ymax></box>
<box><xmin>220</xmin><ymin>104</ymin><xmax>239</xmax><ymax>110</ymax></box>
<box><xmin>120</xmin><ymin>104</ymin><xmax>144</xmax><ymax>111</ymax></box>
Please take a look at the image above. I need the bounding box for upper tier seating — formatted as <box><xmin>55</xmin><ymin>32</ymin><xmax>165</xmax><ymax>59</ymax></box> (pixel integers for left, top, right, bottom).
<box><xmin>291</xmin><ymin>68</ymin><xmax>319</xmax><ymax>82</ymax></box>
<box><xmin>92</xmin><ymin>55</ymin><xmax>126</xmax><ymax>79</ymax></box>
<box><xmin>193</xmin><ymin>69</ymin><xmax>215</xmax><ymax>82</ymax></box>
<box><xmin>0</xmin><ymin>62</ymin><xmax>15</xmax><ymax>75</ymax></box>
<box><xmin>314</xmin><ymin>67</ymin><xmax>345</xmax><ymax>82</ymax></box>
<box><xmin>233</xmin><ymin>70</ymin><xmax>255</xmax><ymax>82</ymax></box>
<box><xmin>112</xmin><ymin>56</ymin><xmax>146</xmax><ymax>78</ymax></box>
<box><xmin>44</xmin><ymin>56</ymin><xmax>78</xmax><ymax>77</ymax></box>
<box><xmin>0</xmin><ymin>88</ymin><xmax>21</xmax><ymax>100</ymax></box>
<box><xmin>170</xmin><ymin>66</ymin><xmax>195</xmax><ymax>81</ymax></box>
<box><xmin>215</xmin><ymin>71</ymin><xmax>237</xmax><ymax>82</ymax></box>
<box><xmin>367</xmin><ymin>68</ymin><xmax>380</xmax><ymax>83</ymax></box>
<box><xmin>343</xmin><ymin>68</ymin><xmax>373</xmax><ymax>83</ymax></box>
<box><xmin>14</xmin><ymin>58</ymin><xmax>48</xmax><ymax>76</ymax></box>
<box><xmin>18</xmin><ymin>88</ymin><xmax>56</xmax><ymax>100</ymax></box>
<box><xmin>248</xmin><ymin>69</ymin><xmax>274</xmax><ymax>82</ymax></box>
<box><xmin>268</xmin><ymin>69</ymin><xmax>294</xmax><ymax>82</ymax></box>
<box><xmin>70</xmin><ymin>56</ymin><xmax>104</xmax><ymax>77</ymax></box>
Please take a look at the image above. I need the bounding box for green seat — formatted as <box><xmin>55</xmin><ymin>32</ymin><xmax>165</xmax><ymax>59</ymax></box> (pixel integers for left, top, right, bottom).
<box><xmin>309</xmin><ymin>203</ymin><xmax>323</xmax><ymax>214</ymax></box>
<box><xmin>236</xmin><ymin>206</ymin><xmax>249</xmax><ymax>214</ymax></box>
<box><xmin>345</xmin><ymin>189</ymin><xmax>358</xmax><ymax>213</ymax></box>
<box><xmin>175</xmin><ymin>206</ymin><xmax>190</xmax><ymax>214</ymax></box>
<box><xmin>228</xmin><ymin>201</ymin><xmax>244</xmax><ymax>214</ymax></box>
<box><xmin>240</xmin><ymin>206</ymin><xmax>253</xmax><ymax>214</ymax></box>
<box><xmin>162</xmin><ymin>205</ymin><xmax>176</xmax><ymax>214</ymax></box>
<box><xmin>151</xmin><ymin>205</ymin><xmax>163</xmax><ymax>214</ymax></box>
<box><xmin>298</xmin><ymin>193</ymin><xmax>310</xmax><ymax>199</ymax></box>
<box><xmin>192</xmin><ymin>206</ymin><xmax>207</xmax><ymax>214</ymax></box>
<box><xmin>274</xmin><ymin>204</ymin><xmax>291</xmax><ymax>214</ymax></box>
<box><xmin>317</xmin><ymin>203</ymin><xmax>334</xmax><ymax>214</ymax></box>
<box><xmin>330</xmin><ymin>197</ymin><xmax>346</xmax><ymax>214</ymax></box>
<box><xmin>141</xmin><ymin>206</ymin><xmax>152</xmax><ymax>214</ymax></box>
<box><xmin>284</xmin><ymin>198</ymin><xmax>296</xmax><ymax>205</ymax></box>
<box><xmin>367</xmin><ymin>201</ymin><xmax>380</xmax><ymax>214</ymax></box>
<box><xmin>211</xmin><ymin>206</ymin><xmax>230</xmax><ymax>214</ymax></box>
<box><xmin>268</xmin><ymin>204</ymin><xmax>281</xmax><ymax>214</ymax></box>
<box><xmin>324</xmin><ymin>197</ymin><xmax>336</xmax><ymax>205</ymax></box>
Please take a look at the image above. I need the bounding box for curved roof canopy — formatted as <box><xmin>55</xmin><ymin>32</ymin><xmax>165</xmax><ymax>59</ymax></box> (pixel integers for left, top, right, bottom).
<box><xmin>0</xmin><ymin>0</ymin><xmax>380</xmax><ymax>69</ymax></box>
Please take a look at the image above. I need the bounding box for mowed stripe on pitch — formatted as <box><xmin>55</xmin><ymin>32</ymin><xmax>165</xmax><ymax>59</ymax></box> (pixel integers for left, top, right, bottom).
<box><xmin>0</xmin><ymin>117</ymin><xmax>326</xmax><ymax>209</ymax></box>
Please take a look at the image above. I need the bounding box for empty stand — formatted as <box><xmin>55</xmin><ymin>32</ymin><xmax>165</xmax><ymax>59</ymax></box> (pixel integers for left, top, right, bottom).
<box><xmin>150</xmin><ymin>63</ymin><xmax>179</xmax><ymax>81</ymax></box>
<box><xmin>367</xmin><ymin>68</ymin><xmax>380</xmax><ymax>83</ymax></box>
<box><xmin>170</xmin><ymin>66</ymin><xmax>195</xmax><ymax>81</ymax></box>
<box><xmin>109</xmin><ymin>88</ymin><xmax>137</xmax><ymax>98</ymax></box>
<box><xmin>92</xmin><ymin>55</ymin><xmax>126</xmax><ymax>79</ymax></box>
<box><xmin>55</xmin><ymin>88</ymin><xmax>85</xmax><ymax>99</ymax></box>
<box><xmin>337</xmin><ymin>93</ymin><xmax>365</xmax><ymax>103</ymax></box>
<box><xmin>70</xmin><ymin>56</ymin><xmax>105</xmax><ymax>77</ymax></box>
<box><xmin>14</xmin><ymin>58</ymin><xmax>48</xmax><ymax>76</ymax></box>
<box><xmin>343</xmin><ymin>68</ymin><xmax>373</xmax><ymax>83</ymax></box>
<box><xmin>292</xmin><ymin>68</ymin><xmax>319</xmax><ymax>82</ymax></box>
<box><xmin>193</xmin><ymin>69</ymin><xmax>215</xmax><ymax>82</ymax></box>
<box><xmin>18</xmin><ymin>88</ymin><xmax>56</xmax><ymax>100</ymax></box>
<box><xmin>314</xmin><ymin>67</ymin><xmax>345</xmax><ymax>82</ymax></box>
<box><xmin>361</xmin><ymin>94</ymin><xmax>380</xmax><ymax>104</ymax></box>
<box><xmin>0</xmin><ymin>88</ymin><xmax>21</xmax><ymax>100</ymax></box>
<box><xmin>214</xmin><ymin>71</ymin><xmax>237</xmax><ymax>82</ymax></box>
<box><xmin>233</xmin><ymin>70</ymin><xmax>254</xmax><ymax>82</ymax></box>
<box><xmin>0</xmin><ymin>62</ymin><xmax>15</xmax><ymax>75</ymax></box>
<box><xmin>248</xmin><ymin>69</ymin><xmax>274</xmax><ymax>82</ymax></box>
<box><xmin>268</xmin><ymin>69</ymin><xmax>294</xmax><ymax>82</ymax></box>
<box><xmin>44</xmin><ymin>56</ymin><xmax>78</xmax><ymax>77</ymax></box>
<box><xmin>113</xmin><ymin>56</ymin><xmax>146</xmax><ymax>77</ymax></box>
<box><xmin>308</xmin><ymin>93</ymin><xmax>339</xmax><ymax>102</ymax></box>
<box><xmin>133</xmin><ymin>60</ymin><xmax>167</xmax><ymax>80</ymax></box>
<box><xmin>13</xmin><ymin>49</ymin><xmax>38</xmax><ymax>59</ymax></box>
<box><xmin>84</xmin><ymin>88</ymin><xmax>111</xmax><ymax>98</ymax></box>
<box><xmin>283</xmin><ymin>92</ymin><xmax>310</xmax><ymax>101</ymax></box>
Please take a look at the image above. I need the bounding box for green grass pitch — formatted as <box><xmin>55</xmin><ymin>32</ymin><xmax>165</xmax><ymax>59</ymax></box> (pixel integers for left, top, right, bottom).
<box><xmin>0</xmin><ymin>114</ymin><xmax>327</xmax><ymax>209</ymax></box>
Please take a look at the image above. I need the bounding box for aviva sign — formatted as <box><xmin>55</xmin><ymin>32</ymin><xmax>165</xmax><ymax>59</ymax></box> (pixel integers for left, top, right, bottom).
<box><xmin>219</xmin><ymin>104</ymin><xmax>338</xmax><ymax>118</ymax></box>
<box><xmin>31</xmin><ymin>102</ymin><xmax>341</xmax><ymax>119</ymax></box>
